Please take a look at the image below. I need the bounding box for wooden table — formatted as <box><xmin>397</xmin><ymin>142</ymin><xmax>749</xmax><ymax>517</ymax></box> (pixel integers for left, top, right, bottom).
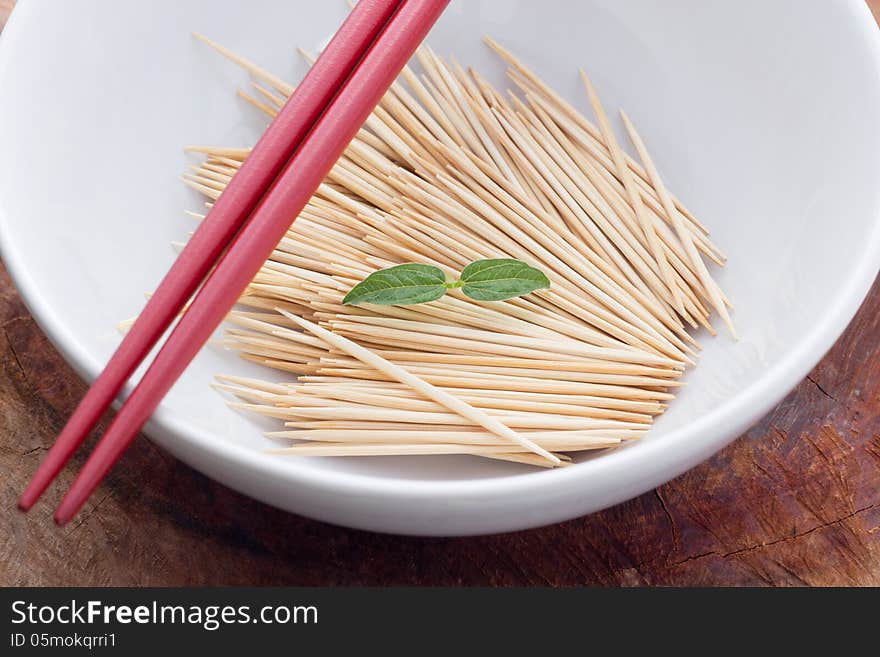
<box><xmin>1</xmin><ymin>2</ymin><xmax>878</xmax><ymax>586</ymax></box>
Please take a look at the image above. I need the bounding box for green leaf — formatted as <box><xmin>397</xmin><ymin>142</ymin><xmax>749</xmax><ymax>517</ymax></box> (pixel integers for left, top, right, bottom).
<box><xmin>342</xmin><ymin>263</ymin><xmax>448</xmax><ymax>306</ymax></box>
<box><xmin>459</xmin><ymin>258</ymin><xmax>550</xmax><ymax>301</ymax></box>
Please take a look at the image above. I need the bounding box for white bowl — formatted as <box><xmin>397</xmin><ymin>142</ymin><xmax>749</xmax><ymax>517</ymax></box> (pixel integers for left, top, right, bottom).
<box><xmin>1</xmin><ymin>0</ymin><xmax>879</xmax><ymax>536</ymax></box>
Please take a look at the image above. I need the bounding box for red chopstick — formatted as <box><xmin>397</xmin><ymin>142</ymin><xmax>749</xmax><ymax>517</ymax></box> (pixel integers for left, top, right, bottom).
<box><xmin>18</xmin><ymin>0</ymin><xmax>404</xmax><ymax>512</ymax></box>
<box><xmin>53</xmin><ymin>0</ymin><xmax>451</xmax><ymax>524</ymax></box>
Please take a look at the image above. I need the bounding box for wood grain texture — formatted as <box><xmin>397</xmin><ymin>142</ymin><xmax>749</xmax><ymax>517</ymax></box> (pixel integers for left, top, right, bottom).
<box><xmin>0</xmin><ymin>1</ymin><xmax>878</xmax><ymax>586</ymax></box>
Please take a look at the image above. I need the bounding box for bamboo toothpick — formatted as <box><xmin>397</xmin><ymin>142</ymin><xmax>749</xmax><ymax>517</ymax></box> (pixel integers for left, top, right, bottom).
<box><xmin>192</xmin><ymin>32</ymin><xmax>294</xmax><ymax>96</ymax></box>
<box><xmin>172</xmin><ymin>34</ymin><xmax>736</xmax><ymax>467</ymax></box>
<box><xmin>620</xmin><ymin>110</ymin><xmax>736</xmax><ymax>339</ymax></box>
<box><xmin>579</xmin><ymin>70</ymin><xmax>684</xmax><ymax>318</ymax></box>
<box><xmin>279</xmin><ymin>310</ymin><xmax>561</xmax><ymax>465</ymax></box>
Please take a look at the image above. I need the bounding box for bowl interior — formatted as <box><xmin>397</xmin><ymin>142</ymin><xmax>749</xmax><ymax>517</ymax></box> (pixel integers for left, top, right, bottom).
<box><xmin>1</xmin><ymin>2</ymin><xmax>879</xmax><ymax>494</ymax></box>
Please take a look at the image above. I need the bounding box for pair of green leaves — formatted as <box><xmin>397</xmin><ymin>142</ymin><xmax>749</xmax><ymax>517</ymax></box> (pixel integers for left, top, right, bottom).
<box><xmin>342</xmin><ymin>258</ymin><xmax>550</xmax><ymax>306</ymax></box>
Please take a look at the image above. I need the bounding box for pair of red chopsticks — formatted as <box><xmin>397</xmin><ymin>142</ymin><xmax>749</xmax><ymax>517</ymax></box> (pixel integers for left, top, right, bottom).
<box><xmin>19</xmin><ymin>0</ymin><xmax>450</xmax><ymax>524</ymax></box>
